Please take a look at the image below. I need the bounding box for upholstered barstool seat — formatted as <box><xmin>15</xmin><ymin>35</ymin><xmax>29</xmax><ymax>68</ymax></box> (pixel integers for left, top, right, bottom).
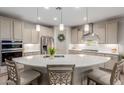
<box><xmin>20</xmin><ymin>70</ymin><xmax>41</xmax><ymax>85</ymax></box>
<box><xmin>87</xmin><ymin>60</ymin><xmax>124</xmax><ymax>85</ymax></box>
<box><xmin>5</xmin><ymin>59</ymin><xmax>42</xmax><ymax>85</ymax></box>
<box><xmin>87</xmin><ymin>69</ymin><xmax>112</xmax><ymax>85</ymax></box>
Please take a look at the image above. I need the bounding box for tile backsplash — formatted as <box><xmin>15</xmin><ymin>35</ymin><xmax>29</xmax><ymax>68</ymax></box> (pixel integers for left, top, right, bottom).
<box><xmin>23</xmin><ymin>44</ymin><xmax>40</xmax><ymax>53</ymax></box>
<box><xmin>69</xmin><ymin>44</ymin><xmax>119</xmax><ymax>53</ymax></box>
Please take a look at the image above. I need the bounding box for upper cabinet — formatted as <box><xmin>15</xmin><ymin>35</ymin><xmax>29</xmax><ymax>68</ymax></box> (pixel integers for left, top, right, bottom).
<box><xmin>23</xmin><ymin>22</ymin><xmax>39</xmax><ymax>44</ymax></box>
<box><xmin>106</xmin><ymin>20</ymin><xmax>118</xmax><ymax>44</ymax></box>
<box><xmin>0</xmin><ymin>16</ymin><xmax>23</xmax><ymax>41</ymax></box>
<box><xmin>0</xmin><ymin>16</ymin><xmax>13</xmax><ymax>40</ymax></box>
<box><xmin>23</xmin><ymin>23</ymin><xmax>33</xmax><ymax>44</ymax></box>
<box><xmin>71</xmin><ymin>28</ymin><xmax>78</xmax><ymax>44</ymax></box>
<box><xmin>13</xmin><ymin>19</ymin><xmax>23</xmax><ymax>41</ymax></box>
<box><xmin>93</xmin><ymin>22</ymin><xmax>106</xmax><ymax>44</ymax></box>
<box><xmin>71</xmin><ymin>27</ymin><xmax>83</xmax><ymax>44</ymax></box>
<box><xmin>32</xmin><ymin>25</ymin><xmax>39</xmax><ymax>43</ymax></box>
<box><xmin>40</xmin><ymin>26</ymin><xmax>54</xmax><ymax>37</ymax></box>
<box><xmin>93</xmin><ymin>20</ymin><xmax>118</xmax><ymax>44</ymax></box>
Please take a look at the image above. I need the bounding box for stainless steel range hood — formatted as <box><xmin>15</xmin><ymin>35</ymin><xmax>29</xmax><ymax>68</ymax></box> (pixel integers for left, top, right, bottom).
<box><xmin>83</xmin><ymin>23</ymin><xmax>100</xmax><ymax>44</ymax></box>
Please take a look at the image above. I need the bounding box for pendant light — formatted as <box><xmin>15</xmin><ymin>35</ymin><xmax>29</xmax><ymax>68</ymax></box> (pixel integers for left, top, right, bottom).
<box><xmin>83</xmin><ymin>7</ymin><xmax>90</xmax><ymax>36</ymax></box>
<box><xmin>60</xmin><ymin>8</ymin><xmax>64</xmax><ymax>31</ymax></box>
<box><xmin>36</xmin><ymin>8</ymin><xmax>40</xmax><ymax>31</ymax></box>
<box><xmin>56</xmin><ymin>7</ymin><xmax>64</xmax><ymax>31</ymax></box>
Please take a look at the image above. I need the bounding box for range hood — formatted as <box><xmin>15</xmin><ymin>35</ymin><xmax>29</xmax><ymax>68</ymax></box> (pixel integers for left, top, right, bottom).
<box><xmin>83</xmin><ymin>23</ymin><xmax>100</xmax><ymax>44</ymax></box>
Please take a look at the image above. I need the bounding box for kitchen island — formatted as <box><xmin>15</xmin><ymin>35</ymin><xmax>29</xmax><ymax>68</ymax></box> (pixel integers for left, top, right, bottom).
<box><xmin>13</xmin><ymin>54</ymin><xmax>110</xmax><ymax>84</ymax></box>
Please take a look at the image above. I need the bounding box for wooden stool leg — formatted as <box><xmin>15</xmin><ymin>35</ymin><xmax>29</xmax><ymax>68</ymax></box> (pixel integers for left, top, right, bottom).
<box><xmin>37</xmin><ymin>75</ymin><xmax>42</xmax><ymax>85</ymax></box>
<box><xmin>87</xmin><ymin>77</ymin><xmax>90</xmax><ymax>85</ymax></box>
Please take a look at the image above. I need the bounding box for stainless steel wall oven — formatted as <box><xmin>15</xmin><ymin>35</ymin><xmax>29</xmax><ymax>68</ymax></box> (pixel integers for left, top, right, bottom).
<box><xmin>0</xmin><ymin>40</ymin><xmax>23</xmax><ymax>65</ymax></box>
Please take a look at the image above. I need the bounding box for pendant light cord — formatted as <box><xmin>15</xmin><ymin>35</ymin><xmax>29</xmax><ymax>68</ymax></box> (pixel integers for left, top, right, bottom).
<box><xmin>37</xmin><ymin>8</ymin><xmax>38</xmax><ymax>21</ymax></box>
<box><xmin>86</xmin><ymin>7</ymin><xmax>88</xmax><ymax>24</ymax></box>
<box><xmin>60</xmin><ymin>8</ymin><xmax>62</xmax><ymax>24</ymax></box>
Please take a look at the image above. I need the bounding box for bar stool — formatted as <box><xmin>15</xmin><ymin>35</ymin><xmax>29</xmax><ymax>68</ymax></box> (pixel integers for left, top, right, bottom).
<box><xmin>5</xmin><ymin>59</ymin><xmax>42</xmax><ymax>85</ymax></box>
<box><xmin>87</xmin><ymin>60</ymin><xmax>124</xmax><ymax>85</ymax></box>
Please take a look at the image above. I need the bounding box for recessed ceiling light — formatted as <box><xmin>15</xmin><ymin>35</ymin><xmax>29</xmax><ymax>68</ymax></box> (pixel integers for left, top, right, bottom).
<box><xmin>37</xmin><ymin>17</ymin><xmax>41</xmax><ymax>20</ymax></box>
<box><xmin>83</xmin><ymin>17</ymin><xmax>87</xmax><ymax>21</ymax></box>
<box><xmin>44</xmin><ymin>7</ymin><xmax>49</xmax><ymax>9</ymax></box>
<box><xmin>53</xmin><ymin>17</ymin><xmax>57</xmax><ymax>21</ymax></box>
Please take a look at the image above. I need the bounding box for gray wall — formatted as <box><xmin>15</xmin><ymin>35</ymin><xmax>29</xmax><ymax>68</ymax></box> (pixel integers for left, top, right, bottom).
<box><xmin>118</xmin><ymin>18</ymin><xmax>124</xmax><ymax>55</ymax></box>
<box><xmin>54</xmin><ymin>26</ymin><xmax>71</xmax><ymax>54</ymax></box>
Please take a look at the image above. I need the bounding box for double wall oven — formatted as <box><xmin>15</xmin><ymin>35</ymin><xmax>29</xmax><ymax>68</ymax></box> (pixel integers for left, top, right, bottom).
<box><xmin>0</xmin><ymin>40</ymin><xmax>23</xmax><ymax>65</ymax></box>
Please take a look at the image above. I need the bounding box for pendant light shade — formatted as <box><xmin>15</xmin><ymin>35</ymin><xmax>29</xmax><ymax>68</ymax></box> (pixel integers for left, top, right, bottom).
<box><xmin>84</xmin><ymin>24</ymin><xmax>90</xmax><ymax>32</ymax></box>
<box><xmin>59</xmin><ymin>24</ymin><xmax>64</xmax><ymax>31</ymax></box>
<box><xmin>36</xmin><ymin>24</ymin><xmax>40</xmax><ymax>31</ymax></box>
<box><xmin>83</xmin><ymin>8</ymin><xmax>90</xmax><ymax>34</ymax></box>
<box><xmin>57</xmin><ymin>7</ymin><xmax>64</xmax><ymax>31</ymax></box>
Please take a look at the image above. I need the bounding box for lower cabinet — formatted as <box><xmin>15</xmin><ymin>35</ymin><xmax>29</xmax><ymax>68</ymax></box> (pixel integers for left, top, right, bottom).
<box><xmin>104</xmin><ymin>54</ymin><xmax>119</xmax><ymax>70</ymax></box>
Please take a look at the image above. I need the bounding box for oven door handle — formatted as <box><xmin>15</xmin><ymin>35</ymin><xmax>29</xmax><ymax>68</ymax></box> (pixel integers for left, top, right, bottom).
<box><xmin>2</xmin><ymin>50</ymin><xmax>23</xmax><ymax>53</ymax></box>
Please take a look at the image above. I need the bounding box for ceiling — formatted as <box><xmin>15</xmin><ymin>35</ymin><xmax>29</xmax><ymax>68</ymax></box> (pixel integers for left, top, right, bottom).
<box><xmin>0</xmin><ymin>7</ymin><xmax>124</xmax><ymax>26</ymax></box>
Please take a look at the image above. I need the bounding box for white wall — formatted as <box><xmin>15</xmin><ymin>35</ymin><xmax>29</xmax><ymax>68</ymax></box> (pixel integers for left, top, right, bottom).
<box><xmin>118</xmin><ymin>18</ymin><xmax>124</xmax><ymax>55</ymax></box>
<box><xmin>54</xmin><ymin>26</ymin><xmax>71</xmax><ymax>54</ymax></box>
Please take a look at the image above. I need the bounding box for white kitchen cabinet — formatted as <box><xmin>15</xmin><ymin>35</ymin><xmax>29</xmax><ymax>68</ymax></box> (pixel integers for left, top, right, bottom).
<box><xmin>93</xmin><ymin>20</ymin><xmax>118</xmax><ymax>44</ymax></box>
<box><xmin>32</xmin><ymin>25</ymin><xmax>39</xmax><ymax>43</ymax></box>
<box><xmin>0</xmin><ymin>16</ymin><xmax>13</xmax><ymax>40</ymax></box>
<box><xmin>13</xmin><ymin>20</ymin><xmax>23</xmax><ymax>41</ymax></box>
<box><xmin>106</xmin><ymin>21</ymin><xmax>118</xmax><ymax>44</ymax></box>
<box><xmin>40</xmin><ymin>26</ymin><xmax>53</xmax><ymax>37</ymax></box>
<box><xmin>93</xmin><ymin>22</ymin><xmax>106</xmax><ymax>43</ymax></box>
<box><xmin>23</xmin><ymin>23</ymin><xmax>32</xmax><ymax>43</ymax></box>
<box><xmin>71</xmin><ymin>28</ymin><xmax>78</xmax><ymax>44</ymax></box>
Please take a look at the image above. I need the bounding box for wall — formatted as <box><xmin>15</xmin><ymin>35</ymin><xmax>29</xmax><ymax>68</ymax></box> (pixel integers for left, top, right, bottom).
<box><xmin>118</xmin><ymin>18</ymin><xmax>124</xmax><ymax>55</ymax></box>
<box><xmin>54</xmin><ymin>26</ymin><xmax>71</xmax><ymax>54</ymax></box>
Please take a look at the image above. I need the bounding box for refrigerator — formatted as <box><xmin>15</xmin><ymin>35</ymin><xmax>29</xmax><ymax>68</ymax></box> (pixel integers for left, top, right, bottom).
<box><xmin>40</xmin><ymin>36</ymin><xmax>54</xmax><ymax>54</ymax></box>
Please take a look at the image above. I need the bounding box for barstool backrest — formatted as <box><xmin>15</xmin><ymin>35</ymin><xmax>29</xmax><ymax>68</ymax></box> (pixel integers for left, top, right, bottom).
<box><xmin>47</xmin><ymin>64</ymin><xmax>75</xmax><ymax>85</ymax></box>
<box><xmin>110</xmin><ymin>60</ymin><xmax>124</xmax><ymax>85</ymax></box>
<box><xmin>5</xmin><ymin>59</ymin><xmax>20</xmax><ymax>85</ymax></box>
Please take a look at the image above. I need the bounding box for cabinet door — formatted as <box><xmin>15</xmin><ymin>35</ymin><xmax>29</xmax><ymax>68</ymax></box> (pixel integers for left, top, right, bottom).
<box><xmin>40</xmin><ymin>26</ymin><xmax>53</xmax><ymax>37</ymax></box>
<box><xmin>23</xmin><ymin>23</ymin><xmax>32</xmax><ymax>43</ymax></box>
<box><xmin>47</xmin><ymin>28</ymin><xmax>54</xmax><ymax>37</ymax></box>
<box><xmin>32</xmin><ymin>25</ymin><xmax>39</xmax><ymax>43</ymax></box>
<box><xmin>0</xmin><ymin>16</ymin><xmax>12</xmax><ymax>40</ymax></box>
<box><xmin>93</xmin><ymin>23</ymin><xmax>106</xmax><ymax>43</ymax></box>
<box><xmin>77</xmin><ymin>30</ymin><xmax>83</xmax><ymax>43</ymax></box>
<box><xmin>40</xmin><ymin>26</ymin><xmax>48</xmax><ymax>36</ymax></box>
<box><xmin>106</xmin><ymin>21</ymin><xmax>118</xmax><ymax>44</ymax></box>
<box><xmin>71</xmin><ymin>28</ymin><xmax>78</xmax><ymax>44</ymax></box>
<box><xmin>13</xmin><ymin>20</ymin><xmax>22</xmax><ymax>41</ymax></box>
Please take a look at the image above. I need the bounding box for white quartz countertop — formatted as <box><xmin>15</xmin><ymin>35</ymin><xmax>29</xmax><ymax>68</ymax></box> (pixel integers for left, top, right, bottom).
<box><xmin>13</xmin><ymin>54</ymin><xmax>110</xmax><ymax>68</ymax></box>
